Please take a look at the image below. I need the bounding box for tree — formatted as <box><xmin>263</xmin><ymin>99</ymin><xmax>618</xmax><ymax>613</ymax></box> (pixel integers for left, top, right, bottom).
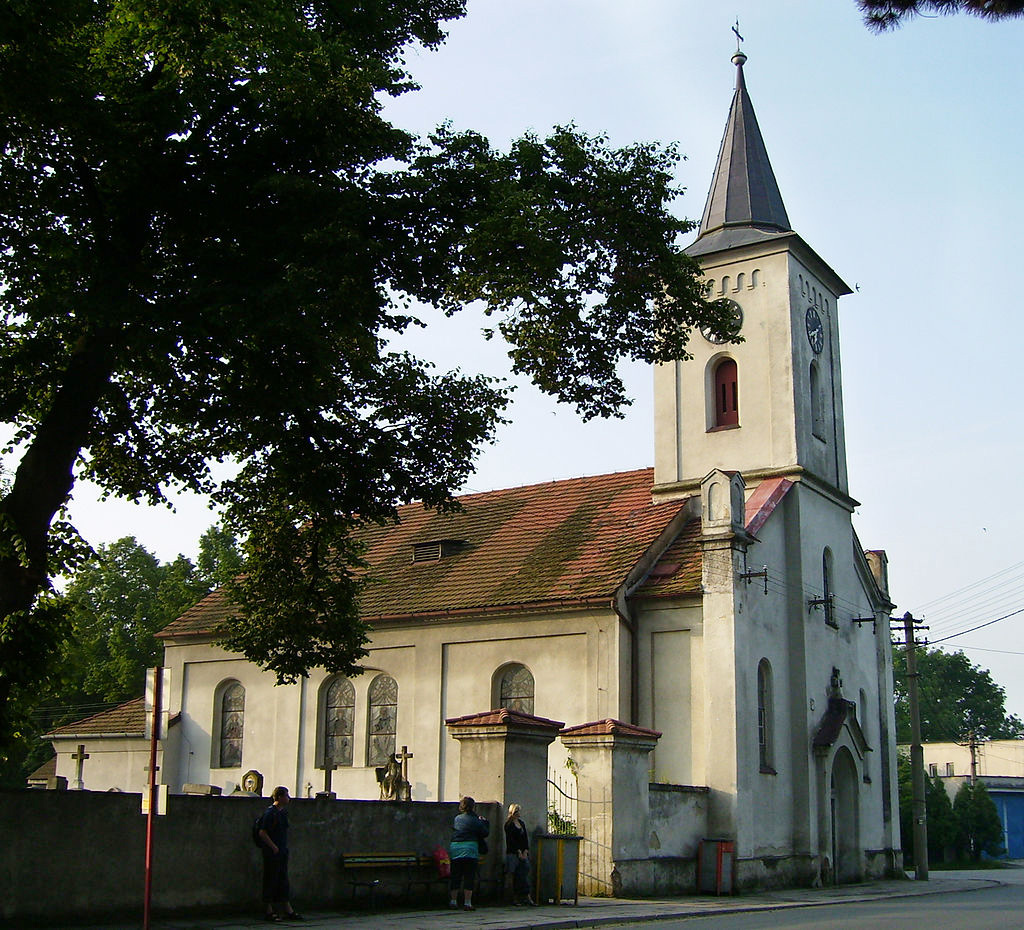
<box><xmin>58</xmin><ymin>537</ymin><xmax>213</xmax><ymax>705</ymax></box>
<box><xmin>926</xmin><ymin>774</ymin><xmax>957</xmax><ymax>863</ymax></box>
<box><xmin>897</xmin><ymin>752</ymin><xmax>916</xmax><ymax>865</ymax></box>
<box><xmin>953</xmin><ymin>780</ymin><xmax>1004</xmax><ymax>861</ymax></box>
<box><xmin>195</xmin><ymin>524</ymin><xmax>245</xmax><ymax>592</ymax></box>
<box><xmin>0</xmin><ymin>2</ymin><xmax>733</xmax><ymax>753</ymax></box>
<box><xmin>892</xmin><ymin>646</ymin><xmax>1024</xmax><ymax>743</ymax></box>
<box><xmin>0</xmin><ymin>527</ymin><xmax>240</xmax><ymax>786</ymax></box>
<box><xmin>859</xmin><ymin>0</ymin><xmax>1024</xmax><ymax>30</ymax></box>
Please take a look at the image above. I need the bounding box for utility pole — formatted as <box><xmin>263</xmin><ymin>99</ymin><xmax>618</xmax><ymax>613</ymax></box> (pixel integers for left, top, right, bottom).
<box><xmin>900</xmin><ymin>611</ymin><xmax>929</xmax><ymax>881</ymax></box>
<box><xmin>968</xmin><ymin>730</ymin><xmax>979</xmax><ymax>784</ymax></box>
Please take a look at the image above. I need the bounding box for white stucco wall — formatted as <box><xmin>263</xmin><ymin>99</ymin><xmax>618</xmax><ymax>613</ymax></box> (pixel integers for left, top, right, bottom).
<box><xmin>53</xmin><ymin>736</ymin><xmax>163</xmax><ymax>794</ymax></box>
<box><xmin>160</xmin><ymin>605</ymin><xmax>622</xmax><ymax>802</ymax></box>
<box><xmin>920</xmin><ymin>740</ymin><xmax>1024</xmax><ymax>779</ymax></box>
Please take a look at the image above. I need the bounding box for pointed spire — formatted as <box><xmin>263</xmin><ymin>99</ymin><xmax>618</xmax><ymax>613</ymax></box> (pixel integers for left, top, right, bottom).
<box><xmin>688</xmin><ymin>50</ymin><xmax>791</xmax><ymax>256</ymax></box>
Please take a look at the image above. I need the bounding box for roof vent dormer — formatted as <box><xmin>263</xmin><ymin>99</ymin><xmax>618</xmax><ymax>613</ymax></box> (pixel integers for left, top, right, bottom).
<box><xmin>412</xmin><ymin>539</ymin><xmax>465</xmax><ymax>563</ymax></box>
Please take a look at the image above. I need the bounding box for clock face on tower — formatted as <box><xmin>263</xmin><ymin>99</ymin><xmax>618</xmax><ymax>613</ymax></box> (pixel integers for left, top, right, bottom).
<box><xmin>805</xmin><ymin>306</ymin><xmax>824</xmax><ymax>354</ymax></box>
<box><xmin>701</xmin><ymin>299</ymin><xmax>744</xmax><ymax>345</ymax></box>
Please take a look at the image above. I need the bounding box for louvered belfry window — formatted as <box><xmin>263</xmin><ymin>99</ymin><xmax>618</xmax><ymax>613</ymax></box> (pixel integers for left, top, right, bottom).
<box><xmin>714</xmin><ymin>358</ymin><xmax>739</xmax><ymax>427</ymax></box>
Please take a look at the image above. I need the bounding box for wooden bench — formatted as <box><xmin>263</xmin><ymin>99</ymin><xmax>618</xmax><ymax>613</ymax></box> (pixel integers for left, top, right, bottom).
<box><xmin>339</xmin><ymin>852</ymin><xmax>445</xmax><ymax>908</ymax></box>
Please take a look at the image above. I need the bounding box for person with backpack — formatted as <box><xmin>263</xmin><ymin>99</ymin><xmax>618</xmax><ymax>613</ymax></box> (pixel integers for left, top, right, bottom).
<box><xmin>256</xmin><ymin>786</ymin><xmax>303</xmax><ymax>921</ymax></box>
<box><xmin>448</xmin><ymin>796</ymin><xmax>490</xmax><ymax>911</ymax></box>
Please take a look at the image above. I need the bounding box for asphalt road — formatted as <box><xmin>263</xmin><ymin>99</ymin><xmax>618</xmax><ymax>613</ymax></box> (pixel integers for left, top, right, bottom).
<box><xmin>613</xmin><ymin>870</ymin><xmax>1024</xmax><ymax>930</ymax></box>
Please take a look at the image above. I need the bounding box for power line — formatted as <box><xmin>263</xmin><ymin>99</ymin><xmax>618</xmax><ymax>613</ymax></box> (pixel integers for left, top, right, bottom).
<box><xmin>955</xmin><ymin>644</ymin><xmax>1024</xmax><ymax>657</ymax></box>
<box><xmin>913</xmin><ymin>559</ymin><xmax>1024</xmax><ymax>614</ymax></box>
<box><xmin>929</xmin><ymin>606</ymin><xmax>1024</xmax><ymax>646</ymax></box>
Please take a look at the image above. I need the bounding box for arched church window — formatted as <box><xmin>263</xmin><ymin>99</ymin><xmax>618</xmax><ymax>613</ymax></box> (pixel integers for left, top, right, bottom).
<box><xmin>218</xmin><ymin>680</ymin><xmax>245</xmax><ymax>768</ymax></box>
<box><xmin>497</xmin><ymin>663</ymin><xmax>535</xmax><ymax>715</ymax></box>
<box><xmin>822</xmin><ymin>548</ymin><xmax>836</xmax><ymax>627</ymax></box>
<box><xmin>859</xmin><ymin>688</ymin><xmax>871</xmax><ymax>748</ymax></box>
<box><xmin>810</xmin><ymin>361</ymin><xmax>825</xmax><ymax>440</ymax></box>
<box><xmin>323</xmin><ymin>676</ymin><xmax>355</xmax><ymax>768</ymax></box>
<box><xmin>367</xmin><ymin>674</ymin><xmax>398</xmax><ymax>766</ymax></box>
<box><xmin>757</xmin><ymin>660</ymin><xmax>775</xmax><ymax>773</ymax></box>
<box><xmin>714</xmin><ymin>358</ymin><xmax>739</xmax><ymax>428</ymax></box>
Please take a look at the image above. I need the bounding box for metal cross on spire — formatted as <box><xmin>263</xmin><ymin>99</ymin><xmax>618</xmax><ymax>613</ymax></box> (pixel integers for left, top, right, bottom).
<box><xmin>732</xmin><ymin>19</ymin><xmax>744</xmax><ymax>52</ymax></box>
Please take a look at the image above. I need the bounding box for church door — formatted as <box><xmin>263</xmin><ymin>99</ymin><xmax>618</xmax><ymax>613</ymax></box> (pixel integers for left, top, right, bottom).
<box><xmin>830</xmin><ymin>747</ymin><xmax>861</xmax><ymax>883</ymax></box>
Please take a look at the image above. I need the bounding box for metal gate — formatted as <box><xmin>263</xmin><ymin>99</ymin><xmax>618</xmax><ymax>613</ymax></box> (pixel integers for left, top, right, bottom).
<box><xmin>547</xmin><ymin>769</ymin><xmax>612</xmax><ymax>895</ymax></box>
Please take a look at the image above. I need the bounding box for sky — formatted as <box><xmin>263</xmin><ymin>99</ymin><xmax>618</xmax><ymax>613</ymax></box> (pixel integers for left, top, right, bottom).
<box><xmin>20</xmin><ymin>3</ymin><xmax>1024</xmax><ymax>718</ymax></box>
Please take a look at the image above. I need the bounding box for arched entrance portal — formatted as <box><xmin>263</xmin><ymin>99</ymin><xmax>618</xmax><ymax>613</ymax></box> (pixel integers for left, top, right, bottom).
<box><xmin>830</xmin><ymin>746</ymin><xmax>861</xmax><ymax>883</ymax></box>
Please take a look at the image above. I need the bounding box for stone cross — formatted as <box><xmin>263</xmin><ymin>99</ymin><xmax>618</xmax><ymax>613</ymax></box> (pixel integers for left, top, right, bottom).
<box><xmin>71</xmin><ymin>744</ymin><xmax>90</xmax><ymax>790</ymax></box>
<box><xmin>396</xmin><ymin>745</ymin><xmax>414</xmax><ymax>801</ymax></box>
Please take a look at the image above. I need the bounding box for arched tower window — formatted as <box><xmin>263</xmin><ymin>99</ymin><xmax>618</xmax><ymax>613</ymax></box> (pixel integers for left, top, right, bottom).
<box><xmin>217</xmin><ymin>680</ymin><xmax>245</xmax><ymax>768</ymax></box>
<box><xmin>496</xmin><ymin>663</ymin><xmax>535</xmax><ymax>715</ymax></box>
<box><xmin>714</xmin><ymin>358</ymin><xmax>739</xmax><ymax>428</ymax></box>
<box><xmin>757</xmin><ymin>660</ymin><xmax>775</xmax><ymax>773</ymax></box>
<box><xmin>323</xmin><ymin>676</ymin><xmax>355</xmax><ymax>768</ymax></box>
<box><xmin>810</xmin><ymin>360</ymin><xmax>825</xmax><ymax>440</ymax></box>
<box><xmin>822</xmin><ymin>548</ymin><xmax>836</xmax><ymax>627</ymax></box>
<box><xmin>367</xmin><ymin>674</ymin><xmax>398</xmax><ymax>766</ymax></box>
<box><xmin>859</xmin><ymin>687</ymin><xmax>871</xmax><ymax>748</ymax></box>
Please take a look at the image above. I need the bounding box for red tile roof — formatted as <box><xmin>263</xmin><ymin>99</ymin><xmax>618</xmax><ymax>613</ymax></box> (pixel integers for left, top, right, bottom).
<box><xmin>745</xmin><ymin>477</ymin><xmax>794</xmax><ymax>537</ymax></box>
<box><xmin>27</xmin><ymin>755</ymin><xmax>57</xmax><ymax>783</ymax></box>
<box><xmin>45</xmin><ymin>697</ymin><xmax>146</xmax><ymax>738</ymax></box>
<box><xmin>160</xmin><ymin>468</ymin><xmax>703</xmax><ymax>639</ymax></box>
<box><xmin>445</xmin><ymin>708</ymin><xmax>565</xmax><ymax>729</ymax></box>
<box><xmin>561</xmin><ymin>719</ymin><xmax>662</xmax><ymax>739</ymax></box>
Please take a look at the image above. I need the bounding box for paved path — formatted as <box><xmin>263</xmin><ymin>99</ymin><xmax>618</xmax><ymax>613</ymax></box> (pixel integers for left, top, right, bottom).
<box><xmin>77</xmin><ymin>871</ymin><xmax>1009</xmax><ymax>930</ymax></box>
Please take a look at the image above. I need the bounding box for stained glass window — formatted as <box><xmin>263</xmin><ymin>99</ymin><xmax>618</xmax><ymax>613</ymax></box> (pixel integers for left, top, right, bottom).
<box><xmin>324</xmin><ymin>677</ymin><xmax>355</xmax><ymax>767</ymax></box>
<box><xmin>367</xmin><ymin>674</ymin><xmax>398</xmax><ymax>767</ymax></box>
<box><xmin>219</xmin><ymin>681</ymin><xmax>245</xmax><ymax>768</ymax></box>
<box><xmin>499</xmin><ymin>664</ymin><xmax>535</xmax><ymax>715</ymax></box>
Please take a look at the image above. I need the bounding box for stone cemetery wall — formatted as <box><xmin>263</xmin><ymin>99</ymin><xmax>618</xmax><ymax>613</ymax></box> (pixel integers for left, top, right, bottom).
<box><xmin>0</xmin><ymin>789</ymin><xmax>500</xmax><ymax>924</ymax></box>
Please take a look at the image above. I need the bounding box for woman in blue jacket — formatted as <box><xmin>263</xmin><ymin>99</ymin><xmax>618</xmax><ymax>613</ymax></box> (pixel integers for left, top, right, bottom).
<box><xmin>448</xmin><ymin>796</ymin><xmax>490</xmax><ymax>910</ymax></box>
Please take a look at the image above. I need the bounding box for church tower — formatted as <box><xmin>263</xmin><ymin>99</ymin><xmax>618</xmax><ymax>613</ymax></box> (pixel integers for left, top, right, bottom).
<box><xmin>654</xmin><ymin>50</ymin><xmax>853</xmax><ymax>502</ymax></box>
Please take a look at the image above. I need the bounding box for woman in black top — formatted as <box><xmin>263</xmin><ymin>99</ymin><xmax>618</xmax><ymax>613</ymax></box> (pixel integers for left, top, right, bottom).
<box><xmin>503</xmin><ymin>803</ymin><xmax>534</xmax><ymax>905</ymax></box>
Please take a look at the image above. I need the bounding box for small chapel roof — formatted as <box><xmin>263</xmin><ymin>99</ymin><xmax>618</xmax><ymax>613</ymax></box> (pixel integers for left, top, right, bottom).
<box><xmin>44</xmin><ymin>697</ymin><xmax>146</xmax><ymax>739</ymax></box>
<box><xmin>159</xmin><ymin>468</ymin><xmax>703</xmax><ymax>639</ymax></box>
<box><xmin>686</xmin><ymin>50</ymin><xmax>792</xmax><ymax>259</ymax></box>
<box><xmin>27</xmin><ymin>754</ymin><xmax>57</xmax><ymax>784</ymax></box>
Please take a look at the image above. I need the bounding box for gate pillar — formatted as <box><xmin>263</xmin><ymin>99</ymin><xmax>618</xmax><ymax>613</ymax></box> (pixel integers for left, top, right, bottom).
<box><xmin>446</xmin><ymin>708</ymin><xmax>563</xmax><ymax>822</ymax></box>
<box><xmin>560</xmin><ymin>719</ymin><xmax>661</xmax><ymax>893</ymax></box>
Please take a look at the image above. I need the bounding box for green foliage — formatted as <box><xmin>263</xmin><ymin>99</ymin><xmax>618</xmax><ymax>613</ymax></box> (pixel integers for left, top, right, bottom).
<box><xmin>0</xmin><ymin>526</ymin><xmax>239</xmax><ymax>784</ymax></box>
<box><xmin>897</xmin><ymin>752</ymin><xmax>998</xmax><ymax>866</ymax></box>
<box><xmin>926</xmin><ymin>774</ymin><xmax>957</xmax><ymax>862</ymax></box>
<box><xmin>897</xmin><ymin>752</ymin><xmax>916</xmax><ymax>865</ymax></box>
<box><xmin>0</xmin><ymin>0</ymin><xmax>725</xmax><ymax>742</ymax></box>
<box><xmin>892</xmin><ymin>647</ymin><xmax>1024</xmax><ymax>743</ymax></box>
<box><xmin>953</xmin><ymin>780</ymin><xmax>1005</xmax><ymax>861</ymax></box>
<box><xmin>547</xmin><ymin>805</ymin><xmax>577</xmax><ymax>836</ymax></box>
<box><xmin>59</xmin><ymin>537</ymin><xmax>209</xmax><ymax>703</ymax></box>
<box><xmin>860</xmin><ymin>0</ymin><xmax>1024</xmax><ymax>30</ymax></box>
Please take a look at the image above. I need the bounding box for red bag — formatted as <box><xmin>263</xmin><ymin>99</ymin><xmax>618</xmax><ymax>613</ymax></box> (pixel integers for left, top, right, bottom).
<box><xmin>433</xmin><ymin>845</ymin><xmax>451</xmax><ymax>878</ymax></box>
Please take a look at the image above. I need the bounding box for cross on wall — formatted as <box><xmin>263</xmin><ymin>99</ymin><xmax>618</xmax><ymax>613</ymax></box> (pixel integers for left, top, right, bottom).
<box><xmin>71</xmin><ymin>744</ymin><xmax>90</xmax><ymax>790</ymax></box>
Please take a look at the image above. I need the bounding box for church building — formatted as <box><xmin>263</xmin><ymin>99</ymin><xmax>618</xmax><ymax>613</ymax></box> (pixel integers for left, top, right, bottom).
<box><xmin>46</xmin><ymin>51</ymin><xmax>901</xmax><ymax>890</ymax></box>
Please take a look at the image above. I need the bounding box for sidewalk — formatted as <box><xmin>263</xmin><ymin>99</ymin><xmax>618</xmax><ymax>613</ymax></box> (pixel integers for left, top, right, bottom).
<box><xmin>79</xmin><ymin>872</ymin><xmax>1003</xmax><ymax>930</ymax></box>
